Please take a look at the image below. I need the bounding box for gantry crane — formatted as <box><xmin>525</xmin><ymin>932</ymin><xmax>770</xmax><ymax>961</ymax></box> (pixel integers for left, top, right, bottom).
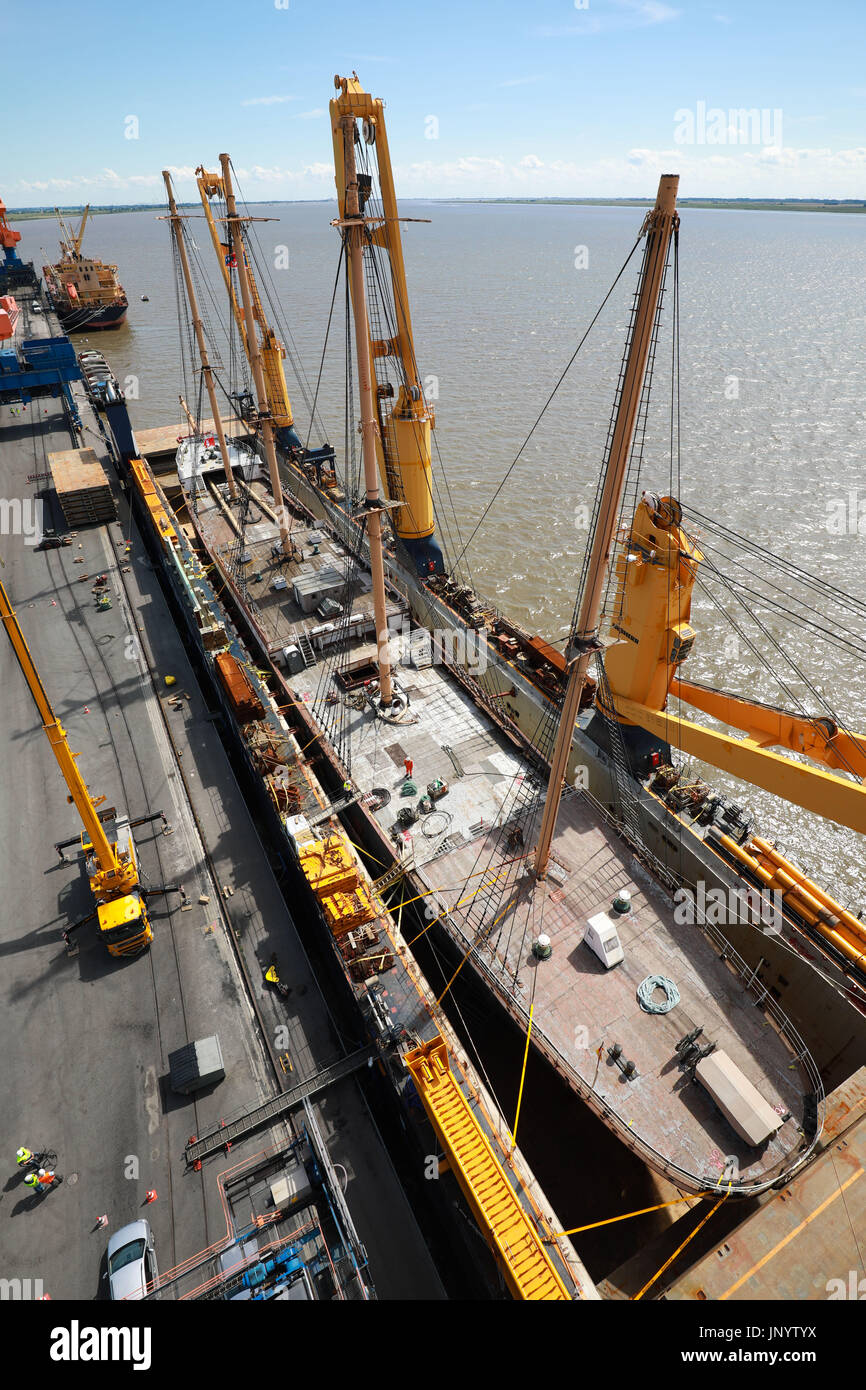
<box><xmin>0</xmin><ymin>579</ymin><xmax>172</xmax><ymax>956</ymax></box>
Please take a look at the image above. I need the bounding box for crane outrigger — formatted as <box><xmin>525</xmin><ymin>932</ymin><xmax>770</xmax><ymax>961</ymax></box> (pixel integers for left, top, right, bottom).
<box><xmin>0</xmin><ymin>579</ymin><xmax>171</xmax><ymax>957</ymax></box>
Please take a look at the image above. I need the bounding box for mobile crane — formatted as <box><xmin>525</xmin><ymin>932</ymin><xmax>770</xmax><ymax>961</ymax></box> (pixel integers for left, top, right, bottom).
<box><xmin>0</xmin><ymin>578</ymin><xmax>168</xmax><ymax>956</ymax></box>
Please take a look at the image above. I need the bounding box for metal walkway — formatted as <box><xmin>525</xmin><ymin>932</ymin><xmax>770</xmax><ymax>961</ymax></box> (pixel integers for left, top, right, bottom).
<box><xmin>184</xmin><ymin>1045</ymin><xmax>377</xmax><ymax>1165</ymax></box>
<box><xmin>405</xmin><ymin>1036</ymin><xmax>573</xmax><ymax>1301</ymax></box>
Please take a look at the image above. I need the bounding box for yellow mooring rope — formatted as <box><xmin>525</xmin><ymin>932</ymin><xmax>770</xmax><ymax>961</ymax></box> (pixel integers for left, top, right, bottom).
<box><xmin>632</xmin><ymin>1193</ymin><xmax>729</xmax><ymax>1301</ymax></box>
<box><xmin>509</xmin><ymin>1004</ymin><xmax>535</xmax><ymax>1153</ymax></box>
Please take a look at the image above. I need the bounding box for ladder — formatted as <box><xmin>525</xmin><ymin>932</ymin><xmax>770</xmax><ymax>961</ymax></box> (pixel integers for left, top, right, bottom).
<box><xmin>593</xmin><ymin>656</ymin><xmax>645</xmax><ymax>849</ymax></box>
<box><xmin>372</xmin><ymin>850</ymin><xmax>416</xmax><ymax>897</ymax></box>
<box><xmin>184</xmin><ymin>1045</ymin><xmax>377</xmax><ymax>1165</ymax></box>
<box><xmin>405</xmin><ymin>1036</ymin><xmax>572</xmax><ymax>1300</ymax></box>
<box><xmin>297</xmin><ymin>631</ymin><xmax>316</xmax><ymax>668</ymax></box>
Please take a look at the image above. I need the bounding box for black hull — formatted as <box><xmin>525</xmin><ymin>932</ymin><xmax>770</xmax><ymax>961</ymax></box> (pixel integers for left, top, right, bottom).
<box><xmin>55</xmin><ymin>301</ymin><xmax>127</xmax><ymax>332</ymax></box>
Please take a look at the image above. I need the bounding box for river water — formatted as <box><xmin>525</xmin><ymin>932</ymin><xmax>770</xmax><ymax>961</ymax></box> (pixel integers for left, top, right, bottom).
<box><xmin>17</xmin><ymin>201</ymin><xmax>866</xmax><ymax>908</ymax></box>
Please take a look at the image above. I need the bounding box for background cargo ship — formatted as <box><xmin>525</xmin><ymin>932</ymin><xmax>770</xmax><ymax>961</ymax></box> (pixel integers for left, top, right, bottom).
<box><xmin>43</xmin><ymin>206</ymin><xmax>128</xmax><ymax>331</ymax></box>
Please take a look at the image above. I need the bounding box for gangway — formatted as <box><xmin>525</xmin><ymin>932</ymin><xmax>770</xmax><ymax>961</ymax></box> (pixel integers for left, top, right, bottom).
<box><xmin>404</xmin><ymin>1035</ymin><xmax>573</xmax><ymax>1300</ymax></box>
<box><xmin>184</xmin><ymin>1045</ymin><xmax>376</xmax><ymax>1165</ymax></box>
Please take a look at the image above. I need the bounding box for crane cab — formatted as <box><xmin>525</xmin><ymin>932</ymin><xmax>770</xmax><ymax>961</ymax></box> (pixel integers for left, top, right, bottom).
<box><xmin>83</xmin><ymin>815</ymin><xmax>153</xmax><ymax>956</ymax></box>
<box><xmin>97</xmin><ymin>893</ymin><xmax>153</xmax><ymax>957</ymax></box>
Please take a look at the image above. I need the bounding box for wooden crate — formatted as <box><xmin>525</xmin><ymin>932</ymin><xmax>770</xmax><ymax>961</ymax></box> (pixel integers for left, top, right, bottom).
<box><xmin>49</xmin><ymin>448</ymin><xmax>117</xmax><ymax>526</ymax></box>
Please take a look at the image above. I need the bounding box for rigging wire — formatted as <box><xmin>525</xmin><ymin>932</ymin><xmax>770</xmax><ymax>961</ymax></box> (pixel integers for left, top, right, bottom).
<box><xmin>682</xmin><ymin>504</ymin><xmax>866</xmax><ymax>625</ymax></box>
<box><xmin>447</xmin><ymin>228</ymin><xmax>645</xmax><ymax>578</ymax></box>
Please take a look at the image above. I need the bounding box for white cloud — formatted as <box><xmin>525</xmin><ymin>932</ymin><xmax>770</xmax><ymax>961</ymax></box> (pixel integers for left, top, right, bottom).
<box><xmin>296</xmin><ymin>108</ymin><xmax>325</xmax><ymax>119</ymax></box>
<box><xmin>10</xmin><ymin>144</ymin><xmax>866</xmax><ymax>206</ymax></box>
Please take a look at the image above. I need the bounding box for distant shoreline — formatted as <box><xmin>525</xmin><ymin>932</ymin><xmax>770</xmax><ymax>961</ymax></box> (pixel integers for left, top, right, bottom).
<box><xmin>9</xmin><ymin>196</ymin><xmax>866</xmax><ymax>220</ymax></box>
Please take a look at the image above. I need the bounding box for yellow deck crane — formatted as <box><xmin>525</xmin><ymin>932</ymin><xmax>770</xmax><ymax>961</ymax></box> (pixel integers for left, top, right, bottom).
<box><xmin>330</xmin><ymin>73</ymin><xmax>443</xmax><ymax>577</ymax></box>
<box><xmin>54</xmin><ymin>205</ymin><xmax>90</xmax><ymax>261</ymax></box>
<box><xmin>599</xmin><ymin>490</ymin><xmax>866</xmax><ymax>837</ymax></box>
<box><xmin>193</xmin><ymin>166</ymin><xmax>302</xmax><ymax>453</ymax></box>
<box><xmin>0</xmin><ymin>579</ymin><xmax>171</xmax><ymax>957</ymax></box>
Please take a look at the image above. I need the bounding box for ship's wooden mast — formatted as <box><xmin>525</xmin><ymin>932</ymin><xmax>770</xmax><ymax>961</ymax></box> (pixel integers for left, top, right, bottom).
<box><xmin>534</xmin><ymin>174</ymin><xmax>679</xmax><ymax>881</ymax></box>
<box><xmin>219</xmin><ymin>154</ymin><xmax>291</xmax><ymax>553</ymax></box>
<box><xmin>163</xmin><ymin>171</ymin><xmax>237</xmax><ymax>501</ymax></box>
<box><xmin>335</xmin><ymin>112</ymin><xmax>394</xmax><ymax>706</ymax></box>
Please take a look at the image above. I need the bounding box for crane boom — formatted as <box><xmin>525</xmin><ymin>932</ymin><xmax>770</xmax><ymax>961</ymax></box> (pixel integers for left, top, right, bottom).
<box><xmin>534</xmin><ymin>175</ymin><xmax>680</xmax><ymax>879</ymax></box>
<box><xmin>0</xmin><ymin>579</ymin><xmax>116</xmax><ymax>867</ymax></box>
<box><xmin>0</xmin><ymin>578</ymin><xmax>152</xmax><ymax>955</ymax></box>
<box><xmin>54</xmin><ymin>205</ymin><xmax>89</xmax><ymax>260</ymax></box>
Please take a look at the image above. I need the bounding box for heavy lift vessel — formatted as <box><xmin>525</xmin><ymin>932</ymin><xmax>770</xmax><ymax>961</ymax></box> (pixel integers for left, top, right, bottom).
<box><xmin>139</xmin><ymin>78</ymin><xmax>866</xmax><ymax>1199</ymax></box>
<box><xmin>0</xmin><ymin>579</ymin><xmax>168</xmax><ymax>956</ymax></box>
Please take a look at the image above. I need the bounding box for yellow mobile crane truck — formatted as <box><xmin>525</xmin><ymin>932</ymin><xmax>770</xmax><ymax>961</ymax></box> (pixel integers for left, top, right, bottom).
<box><xmin>1</xmin><ymin>579</ymin><xmax>172</xmax><ymax>957</ymax></box>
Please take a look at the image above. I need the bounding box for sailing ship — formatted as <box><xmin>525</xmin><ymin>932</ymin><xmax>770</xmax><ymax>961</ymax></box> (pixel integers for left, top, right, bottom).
<box><xmin>43</xmin><ymin>207</ymin><xmax>128</xmax><ymax>331</ymax></box>
<box><xmin>122</xmin><ymin>74</ymin><xmax>866</xmax><ymax>1202</ymax></box>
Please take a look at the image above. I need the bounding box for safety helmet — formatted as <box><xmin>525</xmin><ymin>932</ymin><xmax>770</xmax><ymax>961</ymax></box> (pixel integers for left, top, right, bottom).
<box><xmin>24</xmin><ymin>1172</ymin><xmax>38</xmax><ymax>1186</ymax></box>
<box><xmin>16</xmin><ymin>1147</ymin><xmax>29</xmax><ymax>1161</ymax></box>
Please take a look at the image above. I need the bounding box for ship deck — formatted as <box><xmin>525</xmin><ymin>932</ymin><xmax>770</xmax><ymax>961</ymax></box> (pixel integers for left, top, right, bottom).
<box><xmin>175</xmin><ymin>476</ymin><xmax>814</xmax><ymax>1193</ymax></box>
<box><xmin>302</xmin><ymin>660</ymin><xmax>810</xmax><ymax>1190</ymax></box>
<box><xmin>169</xmin><ymin>474</ymin><xmax>406</xmax><ymax>656</ymax></box>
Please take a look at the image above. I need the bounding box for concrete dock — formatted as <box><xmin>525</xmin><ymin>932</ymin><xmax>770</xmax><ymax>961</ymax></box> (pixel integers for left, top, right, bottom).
<box><xmin>0</xmin><ymin>323</ymin><xmax>444</xmax><ymax>1299</ymax></box>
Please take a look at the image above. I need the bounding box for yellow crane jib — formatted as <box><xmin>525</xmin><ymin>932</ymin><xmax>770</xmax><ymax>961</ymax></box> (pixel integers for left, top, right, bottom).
<box><xmin>55</xmin><ymin>205</ymin><xmax>90</xmax><ymax>260</ymax></box>
<box><xmin>194</xmin><ymin>165</ymin><xmax>300</xmax><ymax>450</ymax></box>
<box><xmin>0</xmin><ymin>580</ymin><xmax>153</xmax><ymax>957</ymax></box>
<box><xmin>404</xmin><ymin>1034</ymin><xmax>573</xmax><ymax>1300</ymax></box>
<box><xmin>600</xmin><ymin>491</ymin><xmax>866</xmax><ymax>836</ymax></box>
<box><xmin>330</xmin><ymin>74</ymin><xmax>443</xmax><ymax>577</ymax></box>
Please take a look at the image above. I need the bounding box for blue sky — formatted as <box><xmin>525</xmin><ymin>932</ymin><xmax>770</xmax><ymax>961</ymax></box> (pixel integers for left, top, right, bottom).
<box><xmin>3</xmin><ymin>0</ymin><xmax>864</xmax><ymax>204</ymax></box>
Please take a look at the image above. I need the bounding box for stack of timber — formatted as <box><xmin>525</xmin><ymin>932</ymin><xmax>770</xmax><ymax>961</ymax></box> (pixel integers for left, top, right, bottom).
<box><xmin>48</xmin><ymin>448</ymin><xmax>117</xmax><ymax>526</ymax></box>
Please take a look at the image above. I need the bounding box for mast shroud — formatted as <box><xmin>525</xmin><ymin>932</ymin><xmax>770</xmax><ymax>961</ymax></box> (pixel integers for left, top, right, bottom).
<box><xmin>534</xmin><ymin>174</ymin><xmax>680</xmax><ymax>880</ymax></box>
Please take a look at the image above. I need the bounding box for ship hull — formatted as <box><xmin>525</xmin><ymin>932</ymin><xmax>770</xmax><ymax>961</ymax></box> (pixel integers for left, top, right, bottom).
<box><xmin>185</xmin><ymin>515</ymin><xmax>823</xmax><ymax>1196</ymax></box>
<box><xmin>54</xmin><ymin>300</ymin><xmax>128</xmax><ymax>332</ymax></box>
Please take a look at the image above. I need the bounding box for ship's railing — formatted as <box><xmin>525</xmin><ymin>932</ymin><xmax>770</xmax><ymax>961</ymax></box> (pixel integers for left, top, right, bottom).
<box><xmin>469</xmin><ymin>931</ymin><xmax>822</xmax><ymax>1198</ymax></box>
